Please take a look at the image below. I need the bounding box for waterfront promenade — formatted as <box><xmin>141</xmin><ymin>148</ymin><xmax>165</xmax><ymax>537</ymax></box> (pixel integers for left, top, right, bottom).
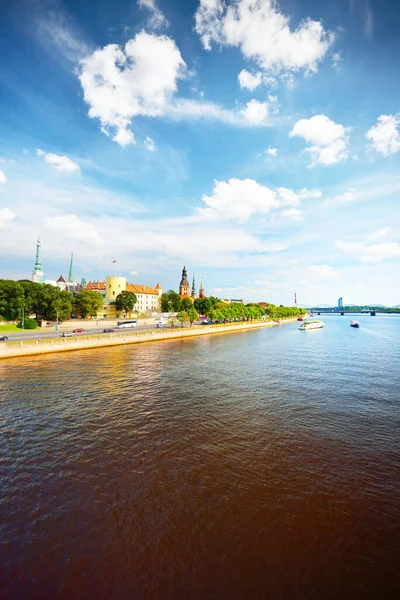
<box><xmin>0</xmin><ymin>319</ymin><xmax>296</xmax><ymax>360</ymax></box>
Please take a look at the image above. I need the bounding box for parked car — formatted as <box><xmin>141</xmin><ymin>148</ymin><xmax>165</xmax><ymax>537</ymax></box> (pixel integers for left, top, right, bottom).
<box><xmin>103</xmin><ymin>328</ymin><xmax>114</xmax><ymax>333</ymax></box>
<box><xmin>72</xmin><ymin>328</ymin><xmax>84</xmax><ymax>333</ymax></box>
<box><xmin>0</xmin><ymin>335</ymin><xmax>8</xmax><ymax>341</ymax></box>
<box><xmin>62</xmin><ymin>332</ymin><xmax>73</xmax><ymax>337</ymax></box>
<box><xmin>156</xmin><ymin>322</ymin><xmax>165</xmax><ymax>328</ymax></box>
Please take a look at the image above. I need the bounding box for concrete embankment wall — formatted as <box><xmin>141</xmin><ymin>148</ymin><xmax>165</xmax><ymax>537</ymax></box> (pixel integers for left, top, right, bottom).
<box><xmin>0</xmin><ymin>318</ymin><xmax>299</xmax><ymax>360</ymax></box>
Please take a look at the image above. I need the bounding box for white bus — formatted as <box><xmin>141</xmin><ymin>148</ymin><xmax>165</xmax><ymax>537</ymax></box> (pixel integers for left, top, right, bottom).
<box><xmin>116</xmin><ymin>320</ymin><xmax>138</xmax><ymax>328</ymax></box>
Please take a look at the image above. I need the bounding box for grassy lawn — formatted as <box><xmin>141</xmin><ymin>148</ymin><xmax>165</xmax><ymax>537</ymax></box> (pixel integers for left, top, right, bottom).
<box><xmin>0</xmin><ymin>324</ymin><xmax>37</xmax><ymax>332</ymax></box>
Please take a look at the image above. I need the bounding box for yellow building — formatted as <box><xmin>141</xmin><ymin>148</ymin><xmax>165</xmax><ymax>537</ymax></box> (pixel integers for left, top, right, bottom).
<box><xmin>85</xmin><ymin>276</ymin><xmax>162</xmax><ymax>319</ymax></box>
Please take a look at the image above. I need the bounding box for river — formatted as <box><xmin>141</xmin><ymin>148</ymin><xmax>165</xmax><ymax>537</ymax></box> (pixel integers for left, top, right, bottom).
<box><xmin>1</xmin><ymin>315</ymin><xmax>399</xmax><ymax>599</ymax></box>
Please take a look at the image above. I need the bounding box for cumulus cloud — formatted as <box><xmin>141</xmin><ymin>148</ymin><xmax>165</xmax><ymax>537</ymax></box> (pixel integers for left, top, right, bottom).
<box><xmin>308</xmin><ymin>264</ymin><xmax>338</xmax><ymax>278</ymax></box>
<box><xmin>238</xmin><ymin>69</ymin><xmax>262</xmax><ymax>90</ymax></box>
<box><xmin>44</xmin><ymin>214</ymin><xmax>103</xmax><ymax>247</ymax></box>
<box><xmin>366</xmin><ymin>114</ymin><xmax>400</xmax><ymax>156</ymax></box>
<box><xmin>138</xmin><ymin>0</ymin><xmax>168</xmax><ymax>29</ymax></box>
<box><xmin>289</xmin><ymin>114</ymin><xmax>350</xmax><ymax>166</ymax></box>
<box><xmin>195</xmin><ymin>0</ymin><xmax>334</xmax><ymax>77</ymax></box>
<box><xmin>78</xmin><ymin>31</ymin><xmax>275</xmax><ymax>145</ymax></box>
<box><xmin>280</xmin><ymin>208</ymin><xmax>303</xmax><ymax>220</ymax></box>
<box><xmin>265</xmin><ymin>146</ymin><xmax>278</xmax><ymax>157</ymax></box>
<box><xmin>367</xmin><ymin>226</ymin><xmax>392</xmax><ymax>240</ymax></box>
<box><xmin>0</xmin><ymin>207</ymin><xmax>15</xmax><ymax>229</ymax></box>
<box><xmin>241</xmin><ymin>99</ymin><xmax>271</xmax><ymax>124</ymax></box>
<box><xmin>144</xmin><ymin>136</ymin><xmax>156</xmax><ymax>151</ymax></box>
<box><xmin>79</xmin><ymin>31</ymin><xmax>186</xmax><ymax>146</ymax></box>
<box><xmin>335</xmin><ymin>240</ymin><xmax>400</xmax><ymax>263</ymax></box>
<box><xmin>197</xmin><ymin>177</ymin><xmax>315</xmax><ymax>221</ymax></box>
<box><xmin>0</xmin><ymin>170</ymin><xmax>7</xmax><ymax>184</ymax></box>
<box><xmin>37</xmin><ymin>149</ymin><xmax>80</xmax><ymax>172</ymax></box>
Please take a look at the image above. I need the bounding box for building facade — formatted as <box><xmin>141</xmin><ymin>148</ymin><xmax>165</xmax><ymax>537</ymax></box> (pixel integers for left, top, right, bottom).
<box><xmin>85</xmin><ymin>277</ymin><xmax>162</xmax><ymax>319</ymax></box>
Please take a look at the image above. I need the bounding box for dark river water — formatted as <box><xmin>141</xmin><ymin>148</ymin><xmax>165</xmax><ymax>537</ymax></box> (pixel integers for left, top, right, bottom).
<box><xmin>1</xmin><ymin>316</ymin><xmax>400</xmax><ymax>599</ymax></box>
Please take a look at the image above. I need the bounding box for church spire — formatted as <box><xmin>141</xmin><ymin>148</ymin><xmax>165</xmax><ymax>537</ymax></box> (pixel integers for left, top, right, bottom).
<box><xmin>191</xmin><ymin>273</ymin><xmax>197</xmax><ymax>299</ymax></box>
<box><xmin>199</xmin><ymin>276</ymin><xmax>205</xmax><ymax>299</ymax></box>
<box><xmin>32</xmin><ymin>237</ymin><xmax>45</xmax><ymax>283</ymax></box>
<box><xmin>68</xmin><ymin>251</ymin><xmax>74</xmax><ymax>283</ymax></box>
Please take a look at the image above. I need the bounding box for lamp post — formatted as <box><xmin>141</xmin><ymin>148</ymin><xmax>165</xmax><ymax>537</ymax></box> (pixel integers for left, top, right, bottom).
<box><xmin>22</xmin><ymin>306</ymin><xmax>25</xmax><ymax>331</ymax></box>
<box><xmin>56</xmin><ymin>309</ymin><xmax>59</xmax><ymax>338</ymax></box>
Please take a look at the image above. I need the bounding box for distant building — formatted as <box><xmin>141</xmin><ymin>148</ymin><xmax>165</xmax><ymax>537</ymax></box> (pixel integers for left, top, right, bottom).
<box><xmin>338</xmin><ymin>297</ymin><xmax>343</xmax><ymax>308</ymax></box>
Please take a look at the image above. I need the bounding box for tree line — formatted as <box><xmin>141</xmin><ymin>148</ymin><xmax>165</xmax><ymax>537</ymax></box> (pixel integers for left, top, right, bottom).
<box><xmin>0</xmin><ymin>279</ymin><xmax>139</xmax><ymax>324</ymax></box>
<box><xmin>160</xmin><ymin>289</ymin><xmax>306</xmax><ymax>326</ymax></box>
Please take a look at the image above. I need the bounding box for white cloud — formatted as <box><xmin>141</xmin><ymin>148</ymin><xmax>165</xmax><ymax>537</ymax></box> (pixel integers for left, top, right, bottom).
<box><xmin>289</xmin><ymin>114</ymin><xmax>350</xmax><ymax>166</ymax></box>
<box><xmin>241</xmin><ymin>99</ymin><xmax>270</xmax><ymax>124</ymax></box>
<box><xmin>197</xmin><ymin>178</ymin><xmax>312</xmax><ymax>221</ymax></box>
<box><xmin>331</xmin><ymin>52</ymin><xmax>343</xmax><ymax>72</ymax></box>
<box><xmin>308</xmin><ymin>264</ymin><xmax>338</xmax><ymax>278</ymax></box>
<box><xmin>195</xmin><ymin>0</ymin><xmax>334</xmax><ymax>77</ymax></box>
<box><xmin>335</xmin><ymin>240</ymin><xmax>400</xmax><ymax>263</ymax></box>
<box><xmin>130</xmin><ymin>270</ymin><xmax>139</xmax><ymax>276</ymax></box>
<box><xmin>366</xmin><ymin>114</ymin><xmax>400</xmax><ymax>156</ymax></box>
<box><xmin>0</xmin><ymin>170</ymin><xmax>7</xmax><ymax>184</ymax></box>
<box><xmin>281</xmin><ymin>208</ymin><xmax>303</xmax><ymax>220</ymax></box>
<box><xmin>330</xmin><ymin>189</ymin><xmax>357</xmax><ymax>203</ymax></box>
<box><xmin>79</xmin><ymin>31</ymin><xmax>186</xmax><ymax>146</ymax></box>
<box><xmin>138</xmin><ymin>0</ymin><xmax>168</xmax><ymax>29</ymax></box>
<box><xmin>265</xmin><ymin>146</ymin><xmax>278</xmax><ymax>157</ymax></box>
<box><xmin>367</xmin><ymin>226</ymin><xmax>392</xmax><ymax>240</ymax></box>
<box><xmin>44</xmin><ymin>214</ymin><xmax>103</xmax><ymax>248</ymax></box>
<box><xmin>0</xmin><ymin>207</ymin><xmax>15</xmax><ymax>229</ymax></box>
<box><xmin>144</xmin><ymin>136</ymin><xmax>156</xmax><ymax>151</ymax></box>
<box><xmin>165</xmin><ymin>98</ymin><xmax>273</xmax><ymax>127</ymax></box>
<box><xmin>297</xmin><ymin>188</ymin><xmax>322</xmax><ymax>200</ymax></box>
<box><xmin>36</xmin><ymin>149</ymin><xmax>80</xmax><ymax>172</ymax></box>
<box><xmin>238</xmin><ymin>69</ymin><xmax>262</xmax><ymax>90</ymax></box>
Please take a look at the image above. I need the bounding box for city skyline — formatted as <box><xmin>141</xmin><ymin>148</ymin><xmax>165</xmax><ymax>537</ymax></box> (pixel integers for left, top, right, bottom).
<box><xmin>0</xmin><ymin>0</ymin><xmax>400</xmax><ymax>305</ymax></box>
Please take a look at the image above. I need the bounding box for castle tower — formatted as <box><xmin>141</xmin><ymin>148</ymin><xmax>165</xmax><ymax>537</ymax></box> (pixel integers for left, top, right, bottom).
<box><xmin>32</xmin><ymin>237</ymin><xmax>45</xmax><ymax>283</ymax></box>
<box><xmin>191</xmin><ymin>273</ymin><xmax>197</xmax><ymax>300</ymax></box>
<box><xmin>68</xmin><ymin>251</ymin><xmax>74</xmax><ymax>284</ymax></box>
<box><xmin>105</xmin><ymin>276</ymin><xmax>127</xmax><ymax>300</ymax></box>
<box><xmin>199</xmin><ymin>277</ymin><xmax>205</xmax><ymax>299</ymax></box>
<box><xmin>179</xmin><ymin>266</ymin><xmax>190</xmax><ymax>298</ymax></box>
<box><xmin>154</xmin><ymin>283</ymin><xmax>162</xmax><ymax>311</ymax></box>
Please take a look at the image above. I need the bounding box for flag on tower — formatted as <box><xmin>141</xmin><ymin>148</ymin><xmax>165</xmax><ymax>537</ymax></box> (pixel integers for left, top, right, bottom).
<box><xmin>113</xmin><ymin>260</ymin><xmax>116</xmax><ymax>263</ymax></box>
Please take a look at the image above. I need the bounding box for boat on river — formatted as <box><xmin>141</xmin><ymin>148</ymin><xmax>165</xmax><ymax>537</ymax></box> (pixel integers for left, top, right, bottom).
<box><xmin>350</xmin><ymin>320</ymin><xmax>360</xmax><ymax>328</ymax></box>
<box><xmin>298</xmin><ymin>320</ymin><xmax>324</xmax><ymax>331</ymax></box>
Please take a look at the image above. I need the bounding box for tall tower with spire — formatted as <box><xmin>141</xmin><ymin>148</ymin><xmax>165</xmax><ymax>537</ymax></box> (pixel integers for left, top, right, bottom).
<box><xmin>179</xmin><ymin>266</ymin><xmax>190</xmax><ymax>298</ymax></box>
<box><xmin>199</xmin><ymin>277</ymin><xmax>205</xmax><ymax>299</ymax></box>
<box><xmin>68</xmin><ymin>251</ymin><xmax>74</xmax><ymax>284</ymax></box>
<box><xmin>191</xmin><ymin>273</ymin><xmax>197</xmax><ymax>300</ymax></box>
<box><xmin>32</xmin><ymin>237</ymin><xmax>45</xmax><ymax>283</ymax></box>
<box><xmin>294</xmin><ymin>290</ymin><xmax>297</xmax><ymax>306</ymax></box>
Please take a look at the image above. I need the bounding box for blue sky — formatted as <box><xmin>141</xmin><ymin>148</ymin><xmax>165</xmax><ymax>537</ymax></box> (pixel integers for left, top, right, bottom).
<box><xmin>0</xmin><ymin>0</ymin><xmax>399</xmax><ymax>305</ymax></box>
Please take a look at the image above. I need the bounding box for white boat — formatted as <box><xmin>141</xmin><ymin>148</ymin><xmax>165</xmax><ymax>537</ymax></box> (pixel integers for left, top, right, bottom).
<box><xmin>350</xmin><ymin>320</ymin><xmax>360</xmax><ymax>328</ymax></box>
<box><xmin>299</xmin><ymin>319</ymin><xmax>324</xmax><ymax>331</ymax></box>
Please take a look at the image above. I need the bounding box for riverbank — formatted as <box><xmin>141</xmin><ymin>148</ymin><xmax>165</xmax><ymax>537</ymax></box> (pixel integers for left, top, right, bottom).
<box><xmin>0</xmin><ymin>318</ymin><xmax>298</xmax><ymax>360</ymax></box>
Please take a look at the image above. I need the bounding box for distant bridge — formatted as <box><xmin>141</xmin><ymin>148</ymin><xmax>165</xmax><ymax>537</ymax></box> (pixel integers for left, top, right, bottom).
<box><xmin>308</xmin><ymin>308</ymin><xmax>378</xmax><ymax>316</ymax></box>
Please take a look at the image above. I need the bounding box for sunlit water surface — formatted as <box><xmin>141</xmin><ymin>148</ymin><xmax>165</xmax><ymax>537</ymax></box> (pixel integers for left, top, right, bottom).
<box><xmin>1</xmin><ymin>316</ymin><xmax>400</xmax><ymax>599</ymax></box>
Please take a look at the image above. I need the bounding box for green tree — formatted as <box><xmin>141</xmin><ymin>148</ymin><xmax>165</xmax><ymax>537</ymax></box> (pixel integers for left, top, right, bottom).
<box><xmin>194</xmin><ymin>297</ymin><xmax>212</xmax><ymax>315</ymax></box>
<box><xmin>17</xmin><ymin>317</ymin><xmax>38</xmax><ymax>330</ymax></box>
<box><xmin>74</xmin><ymin>290</ymin><xmax>104</xmax><ymax>318</ymax></box>
<box><xmin>116</xmin><ymin>290</ymin><xmax>137</xmax><ymax>314</ymax></box>
<box><xmin>177</xmin><ymin>310</ymin><xmax>189</xmax><ymax>327</ymax></box>
<box><xmin>161</xmin><ymin>290</ymin><xmax>182</xmax><ymax>312</ymax></box>
<box><xmin>181</xmin><ymin>297</ymin><xmax>193</xmax><ymax>312</ymax></box>
<box><xmin>187</xmin><ymin>306</ymin><xmax>199</xmax><ymax>327</ymax></box>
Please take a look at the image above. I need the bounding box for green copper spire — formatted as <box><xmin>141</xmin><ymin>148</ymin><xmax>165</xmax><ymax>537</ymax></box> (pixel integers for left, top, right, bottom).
<box><xmin>191</xmin><ymin>273</ymin><xmax>197</xmax><ymax>299</ymax></box>
<box><xmin>32</xmin><ymin>237</ymin><xmax>45</xmax><ymax>283</ymax></box>
<box><xmin>68</xmin><ymin>251</ymin><xmax>74</xmax><ymax>283</ymax></box>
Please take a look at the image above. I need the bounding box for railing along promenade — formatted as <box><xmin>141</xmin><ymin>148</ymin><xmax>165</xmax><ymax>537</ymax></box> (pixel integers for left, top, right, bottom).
<box><xmin>0</xmin><ymin>318</ymin><xmax>298</xmax><ymax>360</ymax></box>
